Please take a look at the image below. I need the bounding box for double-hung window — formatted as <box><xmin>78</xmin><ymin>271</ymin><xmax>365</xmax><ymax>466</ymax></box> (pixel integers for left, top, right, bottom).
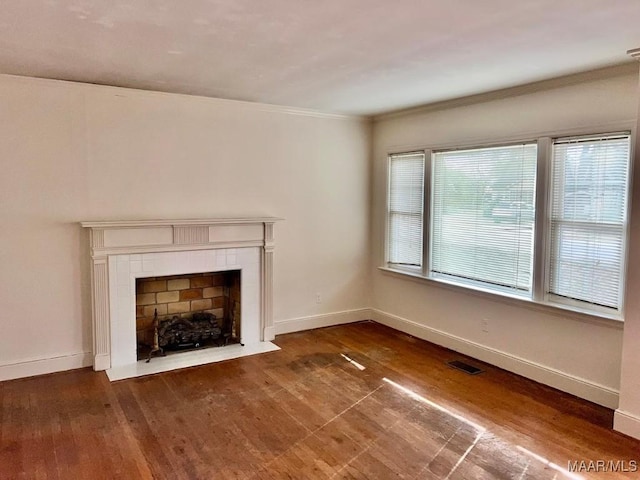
<box><xmin>386</xmin><ymin>132</ymin><xmax>631</xmax><ymax>317</ymax></box>
<box><xmin>388</xmin><ymin>152</ymin><xmax>425</xmax><ymax>268</ymax></box>
<box><xmin>548</xmin><ymin>134</ymin><xmax>631</xmax><ymax>312</ymax></box>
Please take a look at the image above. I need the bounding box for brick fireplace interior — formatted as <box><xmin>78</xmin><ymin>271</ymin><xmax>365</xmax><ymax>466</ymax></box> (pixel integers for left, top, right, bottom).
<box><xmin>135</xmin><ymin>270</ymin><xmax>241</xmax><ymax>359</ymax></box>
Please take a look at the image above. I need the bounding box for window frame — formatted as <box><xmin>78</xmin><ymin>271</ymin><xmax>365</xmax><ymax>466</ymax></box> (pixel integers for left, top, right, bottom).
<box><xmin>383</xmin><ymin>127</ymin><xmax>634</xmax><ymax>322</ymax></box>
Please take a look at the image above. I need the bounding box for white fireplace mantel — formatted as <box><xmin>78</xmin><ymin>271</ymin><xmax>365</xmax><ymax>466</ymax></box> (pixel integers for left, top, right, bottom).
<box><xmin>81</xmin><ymin>217</ymin><xmax>280</xmax><ymax>372</ymax></box>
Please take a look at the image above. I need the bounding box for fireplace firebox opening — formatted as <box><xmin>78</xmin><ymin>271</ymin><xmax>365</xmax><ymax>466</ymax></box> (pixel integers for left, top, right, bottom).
<box><xmin>135</xmin><ymin>270</ymin><xmax>241</xmax><ymax>361</ymax></box>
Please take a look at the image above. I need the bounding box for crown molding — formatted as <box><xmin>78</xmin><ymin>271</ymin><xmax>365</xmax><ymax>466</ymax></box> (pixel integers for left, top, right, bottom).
<box><xmin>374</xmin><ymin>62</ymin><xmax>638</xmax><ymax>122</ymax></box>
<box><xmin>0</xmin><ymin>73</ymin><xmax>367</xmax><ymax>122</ymax></box>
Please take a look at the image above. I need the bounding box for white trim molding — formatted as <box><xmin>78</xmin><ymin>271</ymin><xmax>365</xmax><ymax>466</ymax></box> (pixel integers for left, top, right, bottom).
<box><xmin>0</xmin><ymin>73</ymin><xmax>366</xmax><ymax>122</ymax></box>
<box><xmin>627</xmin><ymin>47</ymin><xmax>640</xmax><ymax>59</ymax></box>
<box><xmin>274</xmin><ymin>308</ymin><xmax>371</xmax><ymax>335</ymax></box>
<box><xmin>614</xmin><ymin>409</ymin><xmax>640</xmax><ymax>439</ymax></box>
<box><xmin>370</xmin><ymin>308</ymin><xmax>619</xmax><ymax>409</ymax></box>
<box><xmin>375</xmin><ymin>63</ymin><xmax>637</xmax><ymax>122</ymax></box>
<box><xmin>81</xmin><ymin>217</ymin><xmax>280</xmax><ymax>372</ymax></box>
<box><xmin>0</xmin><ymin>352</ymin><xmax>92</xmax><ymax>382</ymax></box>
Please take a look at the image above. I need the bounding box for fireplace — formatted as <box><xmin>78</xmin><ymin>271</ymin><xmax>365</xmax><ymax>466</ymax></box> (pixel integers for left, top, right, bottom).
<box><xmin>81</xmin><ymin>218</ymin><xmax>280</xmax><ymax>380</ymax></box>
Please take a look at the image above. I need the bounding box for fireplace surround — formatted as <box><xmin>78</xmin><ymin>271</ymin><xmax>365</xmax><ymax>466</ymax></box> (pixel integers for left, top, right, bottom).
<box><xmin>81</xmin><ymin>218</ymin><xmax>279</xmax><ymax>380</ymax></box>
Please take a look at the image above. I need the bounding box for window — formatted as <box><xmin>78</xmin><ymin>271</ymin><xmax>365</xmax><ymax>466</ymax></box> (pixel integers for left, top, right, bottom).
<box><xmin>548</xmin><ymin>134</ymin><xmax>631</xmax><ymax>311</ymax></box>
<box><xmin>431</xmin><ymin>143</ymin><xmax>537</xmax><ymax>295</ymax></box>
<box><xmin>385</xmin><ymin>132</ymin><xmax>631</xmax><ymax>317</ymax></box>
<box><xmin>388</xmin><ymin>152</ymin><xmax>425</xmax><ymax>267</ymax></box>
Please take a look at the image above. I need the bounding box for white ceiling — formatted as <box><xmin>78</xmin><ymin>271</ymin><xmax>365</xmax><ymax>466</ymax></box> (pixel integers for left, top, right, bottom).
<box><xmin>1</xmin><ymin>0</ymin><xmax>640</xmax><ymax>116</ymax></box>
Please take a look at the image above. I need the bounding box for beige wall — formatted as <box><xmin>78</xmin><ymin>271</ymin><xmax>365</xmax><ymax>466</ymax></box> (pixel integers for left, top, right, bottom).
<box><xmin>371</xmin><ymin>64</ymin><xmax>639</xmax><ymax>408</ymax></box>
<box><xmin>617</xmin><ymin>62</ymin><xmax>640</xmax><ymax>438</ymax></box>
<box><xmin>0</xmin><ymin>74</ymin><xmax>371</xmax><ymax>376</ymax></box>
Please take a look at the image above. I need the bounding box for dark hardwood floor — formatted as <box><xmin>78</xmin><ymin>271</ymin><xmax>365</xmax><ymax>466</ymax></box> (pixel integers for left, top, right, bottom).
<box><xmin>1</xmin><ymin>321</ymin><xmax>638</xmax><ymax>479</ymax></box>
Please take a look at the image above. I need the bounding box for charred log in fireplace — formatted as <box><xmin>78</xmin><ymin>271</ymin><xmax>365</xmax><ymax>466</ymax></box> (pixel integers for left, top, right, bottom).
<box><xmin>158</xmin><ymin>312</ymin><xmax>228</xmax><ymax>350</ymax></box>
<box><xmin>144</xmin><ymin>310</ymin><xmax>235</xmax><ymax>362</ymax></box>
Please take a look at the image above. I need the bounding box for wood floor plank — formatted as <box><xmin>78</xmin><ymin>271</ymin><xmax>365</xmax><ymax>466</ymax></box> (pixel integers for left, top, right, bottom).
<box><xmin>1</xmin><ymin>321</ymin><xmax>638</xmax><ymax>479</ymax></box>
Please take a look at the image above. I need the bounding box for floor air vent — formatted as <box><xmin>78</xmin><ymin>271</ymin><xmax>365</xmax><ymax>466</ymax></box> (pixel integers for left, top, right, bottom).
<box><xmin>448</xmin><ymin>360</ymin><xmax>483</xmax><ymax>375</ymax></box>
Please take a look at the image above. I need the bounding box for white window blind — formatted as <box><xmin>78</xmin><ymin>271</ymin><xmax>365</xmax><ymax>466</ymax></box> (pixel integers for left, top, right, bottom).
<box><xmin>388</xmin><ymin>152</ymin><xmax>425</xmax><ymax>267</ymax></box>
<box><xmin>548</xmin><ymin>134</ymin><xmax>630</xmax><ymax>310</ymax></box>
<box><xmin>431</xmin><ymin>143</ymin><xmax>537</xmax><ymax>294</ymax></box>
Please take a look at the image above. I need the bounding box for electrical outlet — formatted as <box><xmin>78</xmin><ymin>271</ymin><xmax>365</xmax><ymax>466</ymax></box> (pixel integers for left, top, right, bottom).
<box><xmin>481</xmin><ymin>318</ymin><xmax>489</xmax><ymax>333</ymax></box>
<box><xmin>316</xmin><ymin>293</ymin><xmax>322</xmax><ymax>304</ymax></box>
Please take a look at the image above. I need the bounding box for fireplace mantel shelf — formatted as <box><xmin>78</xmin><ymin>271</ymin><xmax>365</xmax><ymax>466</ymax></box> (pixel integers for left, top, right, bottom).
<box><xmin>81</xmin><ymin>217</ymin><xmax>282</xmax><ymax>229</ymax></box>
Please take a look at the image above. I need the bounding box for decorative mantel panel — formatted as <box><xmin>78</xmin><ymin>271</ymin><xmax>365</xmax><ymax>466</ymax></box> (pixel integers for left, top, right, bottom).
<box><xmin>81</xmin><ymin>218</ymin><xmax>280</xmax><ymax>371</ymax></box>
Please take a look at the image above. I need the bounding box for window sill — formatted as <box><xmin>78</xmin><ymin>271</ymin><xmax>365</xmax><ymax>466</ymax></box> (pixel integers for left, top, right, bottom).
<box><xmin>378</xmin><ymin>266</ymin><xmax>624</xmax><ymax>328</ymax></box>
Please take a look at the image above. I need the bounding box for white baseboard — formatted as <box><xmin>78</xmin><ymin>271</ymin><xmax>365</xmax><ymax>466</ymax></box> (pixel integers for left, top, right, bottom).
<box><xmin>263</xmin><ymin>326</ymin><xmax>276</xmax><ymax>341</ymax></box>
<box><xmin>94</xmin><ymin>353</ymin><xmax>110</xmax><ymax>372</ymax></box>
<box><xmin>614</xmin><ymin>410</ymin><xmax>640</xmax><ymax>440</ymax></box>
<box><xmin>370</xmin><ymin>308</ymin><xmax>619</xmax><ymax>409</ymax></box>
<box><xmin>274</xmin><ymin>308</ymin><xmax>370</xmax><ymax>335</ymax></box>
<box><xmin>0</xmin><ymin>352</ymin><xmax>93</xmax><ymax>382</ymax></box>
